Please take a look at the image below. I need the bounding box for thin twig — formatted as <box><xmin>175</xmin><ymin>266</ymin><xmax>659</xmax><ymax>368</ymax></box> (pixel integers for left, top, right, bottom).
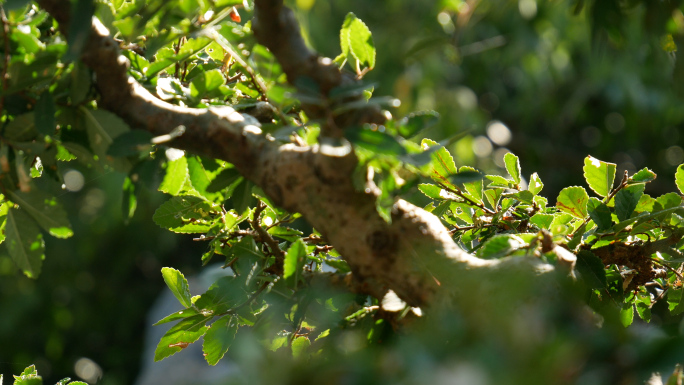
<box><xmin>251</xmin><ymin>200</ymin><xmax>285</xmax><ymax>271</ymax></box>
<box><xmin>439</xmin><ymin>182</ymin><xmax>496</xmax><ymax>215</ymax></box>
<box><xmin>604</xmin><ymin>170</ymin><xmax>629</xmax><ymax>206</ymax></box>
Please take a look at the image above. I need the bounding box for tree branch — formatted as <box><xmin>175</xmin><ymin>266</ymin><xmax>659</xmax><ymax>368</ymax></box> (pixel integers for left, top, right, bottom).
<box><xmin>35</xmin><ymin>0</ymin><xmax>556</xmax><ymax>307</ymax></box>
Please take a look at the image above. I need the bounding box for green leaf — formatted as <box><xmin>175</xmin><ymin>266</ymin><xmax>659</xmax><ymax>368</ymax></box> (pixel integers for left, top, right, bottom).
<box><xmin>530</xmin><ymin>213</ymin><xmax>554</xmax><ymax>229</ymax></box>
<box><xmin>397</xmin><ymin>111</ymin><xmax>439</xmax><ymax>138</ymax></box>
<box><xmin>575</xmin><ymin>250</ymin><xmax>606</xmax><ymax>289</ymax></box>
<box><xmin>615</xmin><ymin>184</ymin><xmax>645</xmax><ymax>222</ymax></box>
<box><xmin>656</xmin><ymin>192</ymin><xmax>682</xmax><ymax>209</ymax></box>
<box><xmin>340</xmin><ymin>13</ymin><xmax>375</xmax><ymax>69</ymax></box>
<box><xmin>484</xmin><ymin>188</ymin><xmax>503</xmax><ymax>210</ymax></box>
<box><xmin>203</xmin><ymin>316</ymin><xmax>238</xmax><ymax>365</ymax></box>
<box><xmin>556</xmin><ymin>186</ymin><xmax>589</xmax><ymax>219</ymax></box>
<box><xmin>154</xmin><ymin>315</ymin><xmax>211</xmax><ymax>361</ymax></box>
<box><xmin>122</xmin><ymin>176</ymin><xmax>137</xmax><ymax>221</ymax></box>
<box><xmin>145</xmin><ymin>37</ymin><xmax>212</xmax><ymax>78</ymax></box>
<box><xmin>505</xmin><ymin>190</ymin><xmax>535</xmax><ymax>205</ymax></box>
<box><xmin>153</xmin><ymin>307</ymin><xmax>200</xmax><ymax>326</ymax></box>
<box><xmin>620</xmin><ymin>305</ymin><xmax>634</xmax><ymax>327</ymax></box>
<box><xmin>107</xmin><ymin>130</ymin><xmax>153</xmax><ymax>156</ymax></box>
<box><xmin>503</xmin><ymin>153</ymin><xmax>521</xmax><ymax>185</ymax></box>
<box><xmin>635</xmin><ymin>289</ymin><xmax>651</xmax><ymax>322</ymax></box>
<box><xmin>629</xmin><ymin>167</ymin><xmax>656</xmax><ymax>184</ymax></box>
<box><xmin>668</xmin><ymin>287</ymin><xmax>684</xmax><ymax>315</ymax></box>
<box><xmin>676</xmin><ymin>164</ymin><xmax>684</xmax><ymax>195</ymax></box>
<box><xmin>422</xmin><ymin>138</ymin><xmax>458</xmax><ymax>186</ymax></box>
<box><xmin>268</xmin><ymin>226</ymin><xmax>304</xmax><ymax>242</ymax></box>
<box><xmin>418</xmin><ymin>183</ymin><xmax>443</xmax><ymax>200</ymax></box>
<box><xmin>159</xmin><ymin>157</ymin><xmax>189</xmax><ymax>196</ymax></box>
<box><xmin>587</xmin><ymin>197</ymin><xmax>612</xmax><ymax>231</ymax></box>
<box><xmin>206</xmin><ymin>168</ymin><xmax>241</xmax><ymax>193</ymax></box>
<box><xmin>64</xmin><ymin>0</ymin><xmax>95</xmax><ymax>61</ymax></box>
<box><xmin>8</xmin><ymin>190</ymin><xmax>73</xmax><ymax>238</ymax></box>
<box><xmin>5</xmin><ymin>113</ymin><xmax>37</xmax><ymax>141</ymax></box>
<box><xmin>190</xmin><ymin>69</ymin><xmax>225</xmax><ymax>98</ymax></box>
<box><xmin>5</xmin><ymin>208</ymin><xmax>44</xmax><ymax>278</ymax></box>
<box><xmin>583</xmin><ymin>156</ymin><xmax>616</xmax><ymax>197</ymax></box>
<box><xmin>284</xmin><ymin>239</ymin><xmax>307</xmax><ymax>287</ymax></box>
<box><xmin>195</xmin><ymin>276</ymin><xmax>250</xmax><ymax>314</ymax></box>
<box><xmin>345</xmin><ymin>127</ymin><xmax>406</xmax><ymax>155</ymax></box>
<box><xmin>477</xmin><ymin>234</ymin><xmax>526</xmax><ymax>259</ymax></box>
<box><xmin>35</xmin><ymin>92</ymin><xmax>55</xmax><ymax>135</ymax></box>
<box><xmin>451</xmin><ymin>167</ymin><xmax>485</xmax><ymax>187</ymax></box>
<box><xmin>161</xmin><ymin>267</ymin><xmax>193</xmax><ymax>308</ymax></box>
<box><xmin>528</xmin><ymin>172</ymin><xmax>543</xmax><ymax>195</ymax></box>
<box><xmin>81</xmin><ymin>108</ymin><xmax>130</xmax><ymax>157</ymax></box>
<box><xmin>153</xmin><ymin>196</ymin><xmax>218</xmax><ymax>233</ymax></box>
<box><xmin>291</xmin><ymin>336</ymin><xmax>311</xmax><ymax>358</ymax></box>
<box><xmin>485</xmin><ymin>174</ymin><xmax>513</xmax><ymax>188</ymax></box>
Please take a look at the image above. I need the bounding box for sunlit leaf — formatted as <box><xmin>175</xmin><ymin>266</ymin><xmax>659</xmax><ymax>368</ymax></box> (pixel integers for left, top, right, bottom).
<box><xmin>154</xmin><ymin>315</ymin><xmax>211</xmax><ymax>361</ymax></box>
<box><xmin>556</xmin><ymin>186</ymin><xmax>589</xmax><ymax>219</ymax></box>
<box><xmin>153</xmin><ymin>196</ymin><xmax>218</xmax><ymax>233</ymax></box>
<box><xmin>583</xmin><ymin>156</ymin><xmax>616</xmax><ymax>197</ymax></box>
<box><xmin>284</xmin><ymin>239</ymin><xmax>307</xmax><ymax>288</ymax></box>
<box><xmin>203</xmin><ymin>316</ymin><xmax>238</xmax><ymax>365</ymax></box>
<box><xmin>503</xmin><ymin>153</ymin><xmax>521</xmax><ymax>185</ymax></box>
<box><xmin>161</xmin><ymin>267</ymin><xmax>193</xmax><ymax>308</ymax></box>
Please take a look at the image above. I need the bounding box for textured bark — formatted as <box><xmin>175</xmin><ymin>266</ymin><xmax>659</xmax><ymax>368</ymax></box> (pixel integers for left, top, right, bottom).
<box><xmin>36</xmin><ymin>0</ymin><xmax>554</xmax><ymax>307</ymax></box>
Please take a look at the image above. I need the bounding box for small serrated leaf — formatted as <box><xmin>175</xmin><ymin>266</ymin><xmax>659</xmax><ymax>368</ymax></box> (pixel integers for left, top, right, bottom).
<box><xmin>5</xmin><ymin>208</ymin><xmax>44</xmax><ymax>278</ymax></box>
<box><xmin>8</xmin><ymin>190</ymin><xmax>73</xmax><ymax>238</ymax></box>
<box><xmin>291</xmin><ymin>336</ymin><xmax>311</xmax><ymax>358</ymax></box>
<box><xmin>341</xmin><ymin>13</ymin><xmax>375</xmax><ymax>69</ymax></box>
<box><xmin>422</xmin><ymin>138</ymin><xmax>458</xmax><ymax>186</ymax></box>
<box><xmin>629</xmin><ymin>167</ymin><xmax>656</xmax><ymax>184</ymax></box>
<box><xmin>418</xmin><ymin>183</ymin><xmax>443</xmax><ymax>200</ymax></box>
<box><xmin>159</xmin><ymin>157</ymin><xmax>189</xmax><ymax>196</ymax></box>
<box><xmin>503</xmin><ymin>153</ymin><xmax>521</xmax><ymax>185</ymax></box>
<box><xmin>576</xmin><ymin>250</ymin><xmax>606</xmax><ymax>289</ymax></box>
<box><xmin>153</xmin><ymin>196</ymin><xmax>218</xmax><ymax>233</ymax></box>
<box><xmin>556</xmin><ymin>186</ymin><xmax>589</xmax><ymax>219</ymax></box>
<box><xmin>203</xmin><ymin>316</ymin><xmax>238</xmax><ymax>365</ymax></box>
<box><xmin>615</xmin><ymin>184</ymin><xmax>645</xmax><ymax>222</ymax></box>
<box><xmin>477</xmin><ymin>234</ymin><xmax>526</xmax><ymax>259</ymax></box>
<box><xmin>587</xmin><ymin>197</ymin><xmax>612</xmax><ymax>231</ymax></box>
<box><xmin>161</xmin><ymin>267</ymin><xmax>193</xmax><ymax>308</ymax></box>
<box><xmin>284</xmin><ymin>239</ymin><xmax>306</xmax><ymax>288</ymax></box>
<box><xmin>583</xmin><ymin>156</ymin><xmax>616</xmax><ymax>197</ymax></box>
<box><xmin>528</xmin><ymin>172</ymin><xmax>543</xmax><ymax>195</ymax></box>
<box><xmin>676</xmin><ymin>164</ymin><xmax>684</xmax><ymax>195</ymax></box>
<box><xmin>154</xmin><ymin>315</ymin><xmax>210</xmax><ymax>362</ymax></box>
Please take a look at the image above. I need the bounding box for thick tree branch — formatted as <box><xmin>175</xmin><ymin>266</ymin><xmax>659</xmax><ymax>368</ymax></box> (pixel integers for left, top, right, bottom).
<box><xmin>35</xmin><ymin>0</ymin><xmax>555</xmax><ymax>307</ymax></box>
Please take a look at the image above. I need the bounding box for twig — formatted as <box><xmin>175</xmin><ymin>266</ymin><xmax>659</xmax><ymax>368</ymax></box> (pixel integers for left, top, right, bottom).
<box><xmin>603</xmin><ymin>170</ymin><xmax>629</xmax><ymax>206</ymax></box>
<box><xmin>439</xmin><ymin>182</ymin><xmax>496</xmax><ymax>215</ymax></box>
<box><xmin>251</xmin><ymin>200</ymin><xmax>285</xmax><ymax>272</ymax></box>
<box><xmin>653</xmin><ymin>258</ymin><xmax>684</xmax><ymax>283</ymax></box>
<box><xmin>449</xmin><ymin>223</ymin><xmax>497</xmax><ymax>235</ymax></box>
<box><xmin>0</xmin><ymin>6</ymin><xmax>10</xmax><ymax>115</ymax></box>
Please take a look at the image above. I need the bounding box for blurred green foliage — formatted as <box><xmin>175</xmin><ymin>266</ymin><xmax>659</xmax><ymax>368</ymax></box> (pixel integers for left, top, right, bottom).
<box><xmin>3</xmin><ymin>0</ymin><xmax>684</xmax><ymax>384</ymax></box>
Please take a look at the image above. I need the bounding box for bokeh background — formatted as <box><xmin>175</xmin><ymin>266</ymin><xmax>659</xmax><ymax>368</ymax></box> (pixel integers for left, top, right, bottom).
<box><xmin>3</xmin><ymin>0</ymin><xmax>684</xmax><ymax>383</ymax></box>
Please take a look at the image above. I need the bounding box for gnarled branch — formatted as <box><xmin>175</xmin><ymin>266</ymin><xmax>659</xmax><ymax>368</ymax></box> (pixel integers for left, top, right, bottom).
<box><xmin>35</xmin><ymin>0</ymin><xmax>555</xmax><ymax>307</ymax></box>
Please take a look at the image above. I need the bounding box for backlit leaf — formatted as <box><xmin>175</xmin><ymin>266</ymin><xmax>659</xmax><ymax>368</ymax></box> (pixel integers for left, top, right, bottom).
<box><xmin>284</xmin><ymin>239</ymin><xmax>307</xmax><ymax>288</ymax></box>
<box><xmin>203</xmin><ymin>316</ymin><xmax>238</xmax><ymax>365</ymax></box>
<box><xmin>583</xmin><ymin>156</ymin><xmax>616</xmax><ymax>198</ymax></box>
<box><xmin>8</xmin><ymin>190</ymin><xmax>73</xmax><ymax>238</ymax></box>
<box><xmin>556</xmin><ymin>186</ymin><xmax>589</xmax><ymax>219</ymax></box>
<box><xmin>676</xmin><ymin>164</ymin><xmax>684</xmax><ymax>195</ymax></box>
<box><xmin>153</xmin><ymin>196</ymin><xmax>218</xmax><ymax>233</ymax></box>
<box><xmin>159</xmin><ymin>157</ymin><xmax>189</xmax><ymax>196</ymax></box>
<box><xmin>5</xmin><ymin>208</ymin><xmax>44</xmax><ymax>278</ymax></box>
<box><xmin>154</xmin><ymin>315</ymin><xmax>210</xmax><ymax>361</ymax></box>
<box><xmin>161</xmin><ymin>267</ymin><xmax>193</xmax><ymax>308</ymax></box>
<box><xmin>503</xmin><ymin>153</ymin><xmax>521</xmax><ymax>185</ymax></box>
